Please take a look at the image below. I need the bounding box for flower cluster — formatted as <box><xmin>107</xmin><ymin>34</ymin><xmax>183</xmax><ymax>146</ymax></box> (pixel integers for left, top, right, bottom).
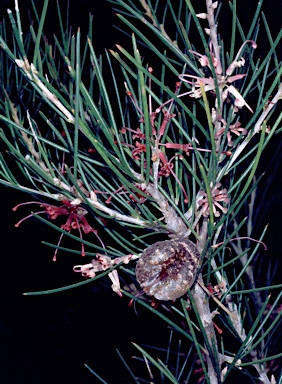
<box><xmin>73</xmin><ymin>254</ymin><xmax>138</xmax><ymax>297</ymax></box>
<box><xmin>213</xmin><ymin>113</ymin><xmax>247</xmax><ymax>146</ymax></box>
<box><xmin>13</xmin><ymin>199</ymin><xmax>102</xmax><ymax>259</ymax></box>
<box><xmin>179</xmin><ymin>40</ymin><xmax>257</xmax><ymax>112</ymax></box>
<box><xmin>197</xmin><ymin>183</ymin><xmax>230</xmax><ymax>217</ymax></box>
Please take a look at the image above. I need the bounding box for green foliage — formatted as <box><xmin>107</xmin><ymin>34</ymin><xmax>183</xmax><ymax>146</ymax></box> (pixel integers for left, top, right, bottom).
<box><xmin>0</xmin><ymin>0</ymin><xmax>281</xmax><ymax>382</ymax></box>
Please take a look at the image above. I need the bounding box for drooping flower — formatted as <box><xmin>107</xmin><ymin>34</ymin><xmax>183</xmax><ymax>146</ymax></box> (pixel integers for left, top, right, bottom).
<box><xmin>157</xmin><ymin>151</ymin><xmax>174</xmax><ymax>177</ymax></box>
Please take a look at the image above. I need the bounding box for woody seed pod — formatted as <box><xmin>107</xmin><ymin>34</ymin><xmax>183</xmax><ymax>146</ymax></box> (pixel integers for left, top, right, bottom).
<box><xmin>136</xmin><ymin>239</ymin><xmax>200</xmax><ymax>301</ymax></box>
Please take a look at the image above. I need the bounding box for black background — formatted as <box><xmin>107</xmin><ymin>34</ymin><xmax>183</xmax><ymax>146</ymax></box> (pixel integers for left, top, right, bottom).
<box><xmin>0</xmin><ymin>1</ymin><xmax>282</xmax><ymax>383</ymax></box>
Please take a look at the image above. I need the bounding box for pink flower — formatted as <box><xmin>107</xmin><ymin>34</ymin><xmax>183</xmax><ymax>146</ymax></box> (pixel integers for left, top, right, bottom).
<box><xmin>132</xmin><ymin>141</ymin><xmax>146</xmax><ymax>159</ymax></box>
<box><xmin>158</xmin><ymin>153</ymin><xmax>174</xmax><ymax>178</ymax></box>
<box><xmin>179</xmin><ymin>40</ymin><xmax>257</xmax><ymax>112</ymax></box>
<box><xmin>215</xmin><ymin>119</ymin><xmax>247</xmax><ymax>147</ymax></box>
<box><xmin>72</xmin><ymin>260</ymin><xmax>105</xmax><ymax>278</ymax></box>
<box><xmin>120</xmin><ymin>127</ymin><xmax>146</xmax><ymax>140</ymax></box>
<box><xmin>73</xmin><ymin>253</ymin><xmax>138</xmax><ymax>297</ymax></box>
<box><xmin>13</xmin><ymin>199</ymin><xmax>102</xmax><ymax>259</ymax></box>
<box><xmin>198</xmin><ymin>183</ymin><xmax>230</xmax><ymax>217</ymax></box>
<box><xmin>158</xmin><ymin>109</ymin><xmax>176</xmax><ymax>137</ymax></box>
<box><xmin>226</xmin><ymin>40</ymin><xmax>257</xmax><ymax>77</ymax></box>
<box><xmin>155</xmin><ymin>150</ymin><xmax>189</xmax><ymax>203</ymax></box>
<box><xmin>164</xmin><ymin>142</ymin><xmax>193</xmax><ymax>156</ymax></box>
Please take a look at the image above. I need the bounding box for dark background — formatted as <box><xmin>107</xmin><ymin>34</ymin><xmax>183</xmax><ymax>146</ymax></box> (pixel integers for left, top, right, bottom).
<box><xmin>0</xmin><ymin>0</ymin><xmax>282</xmax><ymax>383</ymax></box>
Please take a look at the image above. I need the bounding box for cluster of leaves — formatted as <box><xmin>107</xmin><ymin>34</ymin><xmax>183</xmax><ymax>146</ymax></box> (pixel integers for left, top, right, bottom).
<box><xmin>0</xmin><ymin>0</ymin><xmax>282</xmax><ymax>382</ymax></box>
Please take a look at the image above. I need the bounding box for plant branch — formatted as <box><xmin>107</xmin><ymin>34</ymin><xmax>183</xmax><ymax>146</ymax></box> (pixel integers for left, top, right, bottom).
<box><xmin>223</xmin><ymin>83</ymin><xmax>282</xmax><ymax>175</ymax></box>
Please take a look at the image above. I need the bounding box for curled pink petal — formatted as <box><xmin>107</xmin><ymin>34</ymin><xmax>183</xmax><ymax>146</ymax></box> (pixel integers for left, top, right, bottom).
<box><xmin>73</xmin><ymin>263</ymin><xmax>97</xmax><ymax>278</ymax></box>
